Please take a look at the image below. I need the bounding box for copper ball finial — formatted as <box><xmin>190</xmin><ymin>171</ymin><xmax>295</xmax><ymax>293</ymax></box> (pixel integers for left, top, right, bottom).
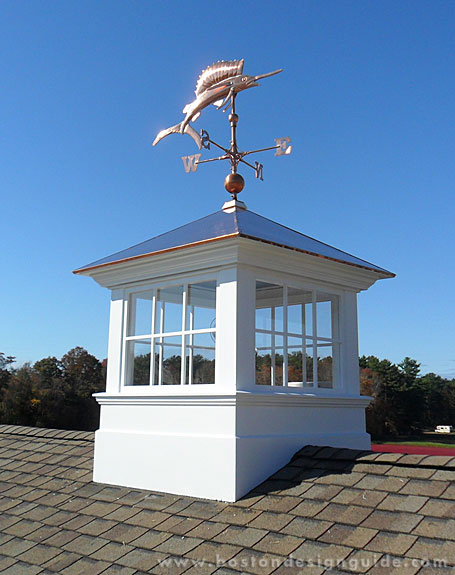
<box><xmin>224</xmin><ymin>173</ymin><xmax>245</xmax><ymax>197</ymax></box>
<box><xmin>228</xmin><ymin>113</ymin><xmax>239</xmax><ymax>125</ymax></box>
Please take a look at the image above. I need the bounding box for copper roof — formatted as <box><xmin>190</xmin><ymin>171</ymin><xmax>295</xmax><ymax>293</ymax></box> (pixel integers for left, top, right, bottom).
<box><xmin>73</xmin><ymin>209</ymin><xmax>394</xmax><ymax>277</ymax></box>
<box><xmin>0</xmin><ymin>424</ymin><xmax>453</xmax><ymax>573</ymax></box>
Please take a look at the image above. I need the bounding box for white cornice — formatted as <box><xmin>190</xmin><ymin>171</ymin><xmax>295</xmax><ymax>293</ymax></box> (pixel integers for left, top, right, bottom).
<box><xmin>237</xmin><ymin>239</ymin><xmax>388</xmax><ymax>291</ymax></box>
<box><xmin>80</xmin><ymin>241</ymin><xmax>240</xmax><ymax>289</ymax></box>
<box><xmin>79</xmin><ymin>236</ymin><xmax>389</xmax><ymax>291</ymax></box>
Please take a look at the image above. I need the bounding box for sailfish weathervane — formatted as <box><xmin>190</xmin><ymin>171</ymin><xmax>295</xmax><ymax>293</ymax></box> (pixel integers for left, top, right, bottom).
<box><xmin>153</xmin><ymin>59</ymin><xmax>292</xmax><ymax>199</ymax></box>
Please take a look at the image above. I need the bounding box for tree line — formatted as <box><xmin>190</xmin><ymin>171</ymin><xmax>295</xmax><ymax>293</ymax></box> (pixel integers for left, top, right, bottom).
<box><xmin>0</xmin><ymin>348</ymin><xmax>105</xmax><ymax>431</ymax></box>
<box><xmin>1</xmin><ymin>348</ymin><xmax>454</xmax><ymax>436</ymax></box>
<box><xmin>360</xmin><ymin>356</ymin><xmax>455</xmax><ymax>437</ymax></box>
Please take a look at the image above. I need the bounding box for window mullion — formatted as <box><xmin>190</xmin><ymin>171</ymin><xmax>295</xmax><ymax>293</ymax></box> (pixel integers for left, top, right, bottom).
<box><xmin>189</xmin><ymin>305</ymin><xmax>194</xmax><ymax>385</ymax></box>
<box><xmin>271</xmin><ymin>306</ymin><xmax>276</xmax><ymax>386</ymax></box>
<box><xmin>181</xmin><ymin>285</ymin><xmax>187</xmax><ymax>385</ymax></box>
<box><xmin>128</xmin><ymin>294</ymin><xmax>137</xmax><ymax>338</ymax></box>
<box><xmin>332</xmin><ymin>297</ymin><xmax>340</xmax><ymax>389</ymax></box>
<box><xmin>150</xmin><ymin>292</ymin><xmax>156</xmax><ymax>385</ymax></box>
<box><xmin>283</xmin><ymin>287</ymin><xmax>288</xmax><ymax>387</ymax></box>
<box><xmin>302</xmin><ymin>303</ymin><xmax>307</xmax><ymax>387</ymax></box>
<box><xmin>312</xmin><ymin>291</ymin><xmax>318</xmax><ymax>388</ymax></box>
<box><xmin>158</xmin><ymin>302</ymin><xmax>165</xmax><ymax>386</ymax></box>
<box><xmin>123</xmin><ymin>298</ymin><xmax>132</xmax><ymax>388</ymax></box>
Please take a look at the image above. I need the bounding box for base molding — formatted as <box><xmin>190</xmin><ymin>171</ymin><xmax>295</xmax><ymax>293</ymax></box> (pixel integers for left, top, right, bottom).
<box><xmin>93</xmin><ymin>429</ymin><xmax>371</xmax><ymax>502</ymax></box>
<box><xmin>93</xmin><ymin>392</ymin><xmax>371</xmax><ymax>501</ymax></box>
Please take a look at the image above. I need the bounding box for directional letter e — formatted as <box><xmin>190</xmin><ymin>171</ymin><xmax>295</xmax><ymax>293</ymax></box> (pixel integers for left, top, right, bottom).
<box><xmin>274</xmin><ymin>137</ymin><xmax>292</xmax><ymax>156</ymax></box>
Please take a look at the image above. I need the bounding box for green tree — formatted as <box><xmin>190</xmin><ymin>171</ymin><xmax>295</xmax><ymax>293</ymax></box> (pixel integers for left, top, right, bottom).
<box><xmin>59</xmin><ymin>347</ymin><xmax>105</xmax><ymax>429</ymax></box>
<box><xmin>133</xmin><ymin>353</ymin><xmax>151</xmax><ymax>385</ymax></box>
<box><xmin>360</xmin><ymin>355</ymin><xmax>424</xmax><ymax>436</ymax></box>
<box><xmin>61</xmin><ymin>347</ymin><xmax>104</xmax><ymax>398</ymax></box>
<box><xmin>0</xmin><ymin>347</ymin><xmax>105</xmax><ymax>431</ymax></box>
<box><xmin>1</xmin><ymin>365</ymin><xmax>36</xmax><ymax>426</ymax></box>
<box><xmin>34</xmin><ymin>357</ymin><xmax>63</xmax><ymax>384</ymax></box>
<box><xmin>0</xmin><ymin>352</ymin><xmax>15</xmax><ymax>393</ymax></box>
<box><xmin>418</xmin><ymin>373</ymin><xmax>455</xmax><ymax>429</ymax></box>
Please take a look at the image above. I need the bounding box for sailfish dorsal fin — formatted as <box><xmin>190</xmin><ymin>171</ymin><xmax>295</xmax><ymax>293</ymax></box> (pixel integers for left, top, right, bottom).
<box><xmin>194</xmin><ymin>59</ymin><xmax>244</xmax><ymax>97</ymax></box>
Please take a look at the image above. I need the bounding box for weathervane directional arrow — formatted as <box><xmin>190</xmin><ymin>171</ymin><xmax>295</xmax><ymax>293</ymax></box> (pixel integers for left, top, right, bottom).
<box><xmin>153</xmin><ymin>59</ymin><xmax>292</xmax><ymax>199</ymax></box>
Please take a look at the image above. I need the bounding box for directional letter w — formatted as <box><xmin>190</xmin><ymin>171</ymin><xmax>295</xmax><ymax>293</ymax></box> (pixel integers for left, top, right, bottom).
<box><xmin>181</xmin><ymin>154</ymin><xmax>202</xmax><ymax>173</ymax></box>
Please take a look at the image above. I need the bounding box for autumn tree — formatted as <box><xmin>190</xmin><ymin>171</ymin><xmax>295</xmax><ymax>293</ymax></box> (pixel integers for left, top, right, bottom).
<box><xmin>0</xmin><ymin>348</ymin><xmax>105</xmax><ymax>431</ymax></box>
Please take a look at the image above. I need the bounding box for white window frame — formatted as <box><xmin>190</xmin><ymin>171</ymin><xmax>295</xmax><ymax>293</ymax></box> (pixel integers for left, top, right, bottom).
<box><xmin>121</xmin><ymin>275</ymin><xmax>217</xmax><ymax>389</ymax></box>
<box><xmin>255</xmin><ymin>279</ymin><xmax>342</xmax><ymax>390</ymax></box>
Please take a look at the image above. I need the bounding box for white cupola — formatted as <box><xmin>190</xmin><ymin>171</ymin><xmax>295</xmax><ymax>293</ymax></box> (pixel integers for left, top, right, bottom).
<box><xmin>74</xmin><ymin>200</ymin><xmax>394</xmax><ymax>502</ymax></box>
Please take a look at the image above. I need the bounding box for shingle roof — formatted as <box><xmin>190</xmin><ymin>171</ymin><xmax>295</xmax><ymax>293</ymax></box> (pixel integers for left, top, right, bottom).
<box><xmin>1</xmin><ymin>425</ymin><xmax>453</xmax><ymax>575</ymax></box>
<box><xmin>73</xmin><ymin>209</ymin><xmax>394</xmax><ymax>277</ymax></box>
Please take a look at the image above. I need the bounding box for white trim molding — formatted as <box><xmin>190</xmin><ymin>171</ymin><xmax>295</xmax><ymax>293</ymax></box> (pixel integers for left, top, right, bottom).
<box><xmin>95</xmin><ymin>391</ymin><xmax>371</xmax><ymax>409</ymax></box>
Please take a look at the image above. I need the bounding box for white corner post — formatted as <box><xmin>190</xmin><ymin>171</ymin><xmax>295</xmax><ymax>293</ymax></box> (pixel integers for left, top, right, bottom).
<box><xmin>105</xmin><ymin>289</ymin><xmax>125</xmax><ymax>394</ymax></box>
<box><xmin>340</xmin><ymin>291</ymin><xmax>361</xmax><ymax>395</ymax></box>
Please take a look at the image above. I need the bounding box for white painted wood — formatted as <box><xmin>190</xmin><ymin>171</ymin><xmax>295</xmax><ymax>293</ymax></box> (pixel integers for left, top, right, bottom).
<box><xmin>93</xmin><ymin>391</ymin><xmax>370</xmax><ymax>501</ymax></box>
<box><xmin>105</xmin><ymin>289</ymin><xmax>125</xmax><ymax>394</ymax></box>
<box><xmin>214</xmin><ymin>268</ymin><xmax>238</xmax><ymax>393</ymax></box>
<box><xmin>78</xmin><ymin>237</ymin><xmax>387</xmax><ymax>292</ymax></box>
<box><xmin>340</xmin><ymin>291</ymin><xmax>361</xmax><ymax>395</ymax></box>
<box><xmin>236</xmin><ymin>267</ymin><xmax>256</xmax><ymax>392</ymax></box>
<box><xmin>85</xmin><ymin>212</ymin><xmax>390</xmax><ymax>501</ymax></box>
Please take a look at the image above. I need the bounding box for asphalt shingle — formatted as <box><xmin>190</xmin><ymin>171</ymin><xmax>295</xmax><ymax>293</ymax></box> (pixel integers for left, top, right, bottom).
<box><xmin>0</xmin><ymin>424</ymin><xmax>454</xmax><ymax>575</ymax></box>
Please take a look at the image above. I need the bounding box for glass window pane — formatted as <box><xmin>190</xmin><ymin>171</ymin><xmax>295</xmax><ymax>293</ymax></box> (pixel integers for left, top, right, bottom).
<box><xmin>317</xmin><ymin>346</ymin><xmax>333</xmax><ymax>388</ymax></box>
<box><xmin>256</xmin><ymin>332</ymin><xmax>271</xmax><ymax>385</ymax></box>
<box><xmin>287</xmin><ymin>287</ymin><xmax>313</xmax><ymax>336</ymax></box>
<box><xmin>274</xmin><ymin>335</ymin><xmax>284</xmax><ymax>386</ymax></box>
<box><xmin>127</xmin><ymin>340</ymin><xmax>151</xmax><ymax>386</ymax></box>
<box><xmin>186</xmin><ymin>281</ymin><xmax>216</xmax><ymax>331</ymax></box>
<box><xmin>131</xmin><ymin>292</ymin><xmax>153</xmax><ymax>336</ymax></box>
<box><xmin>256</xmin><ymin>282</ymin><xmax>284</xmax><ymax>332</ymax></box>
<box><xmin>256</xmin><ymin>307</ymin><xmax>272</xmax><ymax>332</ymax></box>
<box><xmin>156</xmin><ymin>335</ymin><xmax>182</xmax><ymax>385</ymax></box>
<box><xmin>256</xmin><ymin>350</ymin><xmax>272</xmax><ymax>385</ymax></box>
<box><xmin>256</xmin><ymin>331</ymin><xmax>272</xmax><ymax>349</ymax></box>
<box><xmin>288</xmin><ymin>336</ymin><xmax>304</xmax><ymax>385</ymax></box>
<box><xmin>316</xmin><ymin>292</ymin><xmax>338</xmax><ymax>339</ymax></box>
<box><xmin>187</xmin><ymin>333</ymin><xmax>215</xmax><ymax>384</ymax></box>
<box><xmin>306</xmin><ymin>341</ymin><xmax>314</xmax><ymax>385</ymax></box>
<box><xmin>253</xmin><ymin>281</ymin><xmax>339</xmax><ymax>389</ymax></box>
<box><xmin>288</xmin><ymin>349</ymin><xmax>302</xmax><ymax>384</ymax></box>
<box><xmin>153</xmin><ymin>348</ymin><xmax>160</xmax><ymax>386</ymax></box>
<box><xmin>155</xmin><ymin>286</ymin><xmax>184</xmax><ymax>334</ymax></box>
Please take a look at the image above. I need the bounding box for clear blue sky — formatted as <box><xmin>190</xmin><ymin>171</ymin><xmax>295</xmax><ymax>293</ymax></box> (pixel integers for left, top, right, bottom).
<box><xmin>1</xmin><ymin>1</ymin><xmax>454</xmax><ymax>377</ymax></box>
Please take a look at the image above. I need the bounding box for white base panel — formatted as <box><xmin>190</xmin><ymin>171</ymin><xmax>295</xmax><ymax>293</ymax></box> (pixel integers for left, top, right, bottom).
<box><xmin>235</xmin><ymin>431</ymin><xmax>371</xmax><ymax>500</ymax></box>
<box><xmin>93</xmin><ymin>430</ymin><xmax>237</xmax><ymax>501</ymax></box>
<box><xmin>93</xmin><ymin>393</ymin><xmax>371</xmax><ymax>502</ymax></box>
